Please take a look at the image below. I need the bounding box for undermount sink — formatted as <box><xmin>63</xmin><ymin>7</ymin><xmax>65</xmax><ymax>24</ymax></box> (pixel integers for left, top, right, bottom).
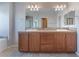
<box><xmin>56</xmin><ymin>29</ymin><xmax>69</xmax><ymax>31</ymax></box>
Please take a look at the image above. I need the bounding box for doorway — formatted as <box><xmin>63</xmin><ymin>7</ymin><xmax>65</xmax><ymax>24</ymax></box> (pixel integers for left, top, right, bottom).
<box><xmin>41</xmin><ymin>18</ymin><xmax>48</xmax><ymax>28</ymax></box>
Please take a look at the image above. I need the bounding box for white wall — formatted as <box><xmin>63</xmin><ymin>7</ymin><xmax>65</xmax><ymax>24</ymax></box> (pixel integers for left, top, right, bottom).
<box><xmin>0</xmin><ymin>3</ymin><xmax>9</xmax><ymax>37</ymax></box>
<box><xmin>14</xmin><ymin>3</ymin><xmax>26</xmax><ymax>44</ymax></box>
<box><xmin>8</xmin><ymin>3</ymin><xmax>15</xmax><ymax>46</ymax></box>
<box><xmin>0</xmin><ymin>2</ymin><xmax>26</xmax><ymax>46</ymax></box>
<box><xmin>0</xmin><ymin>3</ymin><xmax>15</xmax><ymax>47</ymax></box>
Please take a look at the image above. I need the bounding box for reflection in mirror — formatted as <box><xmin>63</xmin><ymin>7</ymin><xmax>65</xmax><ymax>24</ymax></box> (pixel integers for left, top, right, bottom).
<box><xmin>64</xmin><ymin>11</ymin><xmax>75</xmax><ymax>25</ymax></box>
<box><xmin>25</xmin><ymin>13</ymin><xmax>39</xmax><ymax>29</ymax></box>
<box><xmin>25</xmin><ymin>16</ymin><xmax>33</xmax><ymax>29</ymax></box>
<box><xmin>25</xmin><ymin>2</ymin><xmax>68</xmax><ymax>30</ymax></box>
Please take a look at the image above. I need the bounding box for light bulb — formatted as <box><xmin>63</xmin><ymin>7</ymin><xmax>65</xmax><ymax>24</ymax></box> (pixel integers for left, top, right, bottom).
<box><xmin>63</xmin><ymin>4</ymin><xmax>66</xmax><ymax>8</ymax></box>
<box><xmin>56</xmin><ymin>5</ymin><xmax>59</xmax><ymax>8</ymax></box>
<box><xmin>28</xmin><ymin>5</ymin><xmax>30</xmax><ymax>8</ymax></box>
<box><xmin>35</xmin><ymin>5</ymin><xmax>37</xmax><ymax>8</ymax></box>
<box><xmin>60</xmin><ymin>5</ymin><xmax>63</xmax><ymax>8</ymax></box>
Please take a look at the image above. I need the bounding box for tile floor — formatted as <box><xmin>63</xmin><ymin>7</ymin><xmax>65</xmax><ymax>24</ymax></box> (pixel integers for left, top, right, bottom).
<box><xmin>0</xmin><ymin>46</ymin><xmax>78</xmax><ymax>57</ymax></box>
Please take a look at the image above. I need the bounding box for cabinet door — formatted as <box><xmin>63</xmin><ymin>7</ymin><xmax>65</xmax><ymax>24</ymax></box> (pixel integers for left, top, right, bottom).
<box><xmin>66</xmin><ymin>32</ymin><xmax>77</xmax><ymax>52</ymax></box>
<box><xmin>19</xmin><ymin>32</ymin><xmax>28</xmax><ymax>51</ymax></box>
<box><xmin>55</xmin><ymin>32</ymin><xmax>66</xmax><ymax>52</ymax></box>
<box><xmin>40</xmin><ymin>32</ymin><xmax>56</xmax><ymax>52</ymax></box>
<box><xmin>29</xmin><ymin>32</ymin><xmax>40</xmax><ymax>52</ymax></box>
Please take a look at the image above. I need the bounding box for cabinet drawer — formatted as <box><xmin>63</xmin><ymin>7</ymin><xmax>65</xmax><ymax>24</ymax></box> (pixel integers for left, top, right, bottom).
<box><xmin>41</xmin><ymin>39</ymin><xmax>54</xmax><ymax>44</ymax></box>
<box><xmin>40</xmin><ymin>32</ymin><xmax>55</xmax><ymax>44</ymax></box>
<box><xmin>41</xmin><ymin>45</ymin><xmax>56</xmax><ymax>52</ymax></box>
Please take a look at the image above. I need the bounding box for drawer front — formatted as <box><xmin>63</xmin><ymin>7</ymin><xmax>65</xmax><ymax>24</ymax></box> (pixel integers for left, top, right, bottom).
<box><xmin>40</xmin><ymin>32</ymin><xmax>55</xmax><ymax>44</ymax></box>
<box><xmin>41</xmin><ymin>38</ymin><xmax>54</xmax><ymax>44</ymax></box>
<box><xmin>41</xmin><ymin>45</ymin><xmax>56</xmax><ymax>52</ymax></box>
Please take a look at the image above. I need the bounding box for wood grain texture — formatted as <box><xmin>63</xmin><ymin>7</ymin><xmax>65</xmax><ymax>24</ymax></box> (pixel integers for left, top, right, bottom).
<box><xmin>19</xmin><ymin>32</ymin><xmax>28</xmax><ymax>51</ymax></box>
<box><xmin>65</xmin><ymin>32</ymin><xmax>77</xmax><ymax>52</ymax></box>
<box><xmin>18</xmin><ymin>31</ymin><xmax>77</xmax><ymax>52</ymax></box>
<box><xmin>29</xmin><ymin>32</ymin><xmax>40</xmax><ymax>52</ymax></box>
<box><xmin>55</xmin><ymin>32</ymin><xmax>66</xmax><ymax>52</ymax></box>
<box><xmin>40</xmin><ymin>32</ymin><xmax>56</xmax><ymax>52</ymax></box>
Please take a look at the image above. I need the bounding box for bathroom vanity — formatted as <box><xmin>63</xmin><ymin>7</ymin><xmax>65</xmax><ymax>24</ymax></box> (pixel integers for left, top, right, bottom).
<box><xmin>18</xmin><ymin>29</ymin><xmax>77</xmax><ymax>52</ymax></box>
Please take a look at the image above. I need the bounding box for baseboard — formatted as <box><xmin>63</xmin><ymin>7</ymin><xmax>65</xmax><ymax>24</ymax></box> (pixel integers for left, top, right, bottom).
<box><xmin>75</xmin><ymin>52</ymin><xmax>79</xmax><ymax>56</ymax></box>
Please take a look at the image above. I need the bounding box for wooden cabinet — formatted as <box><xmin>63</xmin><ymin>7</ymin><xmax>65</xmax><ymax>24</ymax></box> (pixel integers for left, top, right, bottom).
<box><xmin>40</xmin><ymin>32</ymin><xmax>66</xmax><ymax>52</ymax></box>
<box><xmin>65</xmin><ymin>32</ymin><xmax>77</xmax><ymax>52</ymax></box>
<box><xmin>40</xmin><ymin>32</ymin><xmax>56</xmax><ymax>52</ymax></box>
<box><xmin>19</xmin><ymin>31</ymin><xmax>76</xmax><ymax>52</ymax></box>
<box><xmin>19</xmin><ymin>32</ymin><xmax>28</xmax><ymax>51</ymax></box>
<box><xmin>55</xmin><ymin>32</ymin><xmax>66</xmax><ymax>52</ymax></box>
<box><xmin>29</xmin><ymin>32</ymin><xmax>40</xmax><ymax>52</ymax></box>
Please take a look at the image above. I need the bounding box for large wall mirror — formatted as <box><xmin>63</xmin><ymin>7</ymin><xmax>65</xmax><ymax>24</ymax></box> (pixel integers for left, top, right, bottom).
<box><xmin>25</xmin><ymin>15</ymin><xmax>39</xmax><ymax>29</ymax></box>
<box><xmin>25</xmin><ymin>2</ymin><xmax>67</xmax><ymax>29</ymax></box>
<box><xmin>64</xmin><ymin>11</ymin><xmax>75</xmax><ymax>25</ymax></box>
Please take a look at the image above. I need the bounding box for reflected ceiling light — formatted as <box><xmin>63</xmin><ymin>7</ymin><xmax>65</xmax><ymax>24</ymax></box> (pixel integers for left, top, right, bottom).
<box><xmin>28</xmin><ymin>5</ymin><xmax>30</xmax><ymax>8</ymax></box>
<box><xmin>60</xmin><ymin>5</ymin><xmax>63</xmax><ymax>8</ymax></box>
<box><xmin>63</xmin><ymin>4</ymin><xmax>66</xmax><ymax>8</ymax></box>
<box><xmin>35</xmin><ymin>5</ymin><xmax>37</xmax><ymax>8</ymax></box>
<box><xmin>55</xmin><ymin>4</ymin><xmax>66</xmax><ymax>11</ymax></box>
<box><xmin>27</xmin><ymin>4</ymin><xmax>39</xmax><ymax>11</ymax></box>
<box><xmin>57</xmin><ymin>5</ymin><xmax>59</xmax><ymax>8</ymax></box>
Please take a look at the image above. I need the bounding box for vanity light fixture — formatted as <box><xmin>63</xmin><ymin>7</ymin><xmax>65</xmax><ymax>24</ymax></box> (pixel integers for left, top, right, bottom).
<box><xmin>28</xmin><ymin>5</ymin><xmax>30</xmax><ymax>8</ymax></box>
<box><xmin>55</xmin><ymin>4</ymin><xmax>66</xmax><ymax>11</ymax></box>
<box><xmin>27</xmin><ymin>4</ymin><xmax>39</xmax><ymax>11</ymax></box>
